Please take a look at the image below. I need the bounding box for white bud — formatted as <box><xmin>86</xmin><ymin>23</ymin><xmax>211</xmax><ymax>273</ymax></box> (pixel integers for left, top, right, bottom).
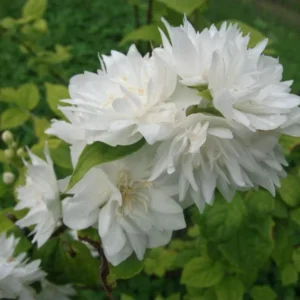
<box><xmin>3</xmin><ymin>172</ymin><xmax>15</xmax><ymax>185</ymax></box>
<box><xmin>1</xmin><ymin>131</ymin><xmax>13</xmax><ymax>144</ymax></box>
<box><xmin>17</xmin><ymin>148</ymin><xmax>25</xmax><ymax>157</ymax></box>
<box><xmin>4</xmin><ymin>149</ymin><xmax>14</xmax><ymax>160</ymax></box>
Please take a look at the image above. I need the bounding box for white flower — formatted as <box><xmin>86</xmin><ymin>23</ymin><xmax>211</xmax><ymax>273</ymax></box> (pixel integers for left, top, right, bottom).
<box><xmin>14</xmin><ymin>146</ymin><xmax>61</xmax><ymax>247</ymax></box>
<box><xmin>47</xmin><ymin>45</ymin><xmax>178</xmax><ymax>163</ymax></box>
<box><xmin>62</xmin><ymin>149</ymin><xmax>186</xmax><ymax>266</ymax></box>
<box><xmin>0</xmin><ymin>233</ymin><xmax>45</xmax><ymax>299</ymax></box>
<box><xmin>36</xmin><ymin>280</ymin><xmax>76</xmax><ymax>300</ymax></box>
<box><xmin>155</xmin><ymin>18</ymin><xmax>248</xmax><ymax>87</ymax></box>
<box><xmin>156</xmin><ymin>18</ymin><xmax>300</xmax><ymax>132</ymax></box>
<box><xmin>150</xmin><ymin>113</ymin><xmax>287</xmax><ymax>212</ymax></box>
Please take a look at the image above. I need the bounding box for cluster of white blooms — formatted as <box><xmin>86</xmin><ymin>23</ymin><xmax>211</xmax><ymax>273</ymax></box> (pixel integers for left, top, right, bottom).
<box><xmin>13</xmin><ymin>18</ymin><xmax>300</xmax><ymax>266</ymax></box>
<box><xmin>0</xmin><ymin>233</ymin><xmax>75</xmax><ymax>300</ymax></box>
<box><xmin>15</xmin><ymin>146</ymin><xmax>62</xmax><ymax>248</ymax></box>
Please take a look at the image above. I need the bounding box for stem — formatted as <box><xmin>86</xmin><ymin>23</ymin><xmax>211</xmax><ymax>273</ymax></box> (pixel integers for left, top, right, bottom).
<box><xmin>133</xmin><ymin>5</ymin><xmax>140</xmax><ymax>28</ymax></box>
<box><xmin>146</xmin><ymin>0</ymin><xmax>153</xmax><ymax>25</ymax></box>
<box><xmin>78</xmin><ymin>236</ymin><xmax>114</xmax><ymax>300</ymax></box>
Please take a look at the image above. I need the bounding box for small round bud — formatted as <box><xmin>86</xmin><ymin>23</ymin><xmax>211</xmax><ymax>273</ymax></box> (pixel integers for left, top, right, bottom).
<box><xmin>11</xmin><ymin>142</ymin><xmax>17</xmax><ymax>149</ymax></box>
<box><xmin>2</xmin><ymin>172</ymin><xmax>15</xmax><ymax>185</ymax></box>
<box><xmin>4</xmin><ymin>149</ymin><xmax>14</xmax><ymax>160</ymax></box>
<box><xmin>1</xmin><ymin>131</ymin><xmax>13</xmax><ymax>144</ymax></box>
<box><xmin>17</xmin><ymin>148</ymin><xmax>25</xmax><ymax>157</ymax></box>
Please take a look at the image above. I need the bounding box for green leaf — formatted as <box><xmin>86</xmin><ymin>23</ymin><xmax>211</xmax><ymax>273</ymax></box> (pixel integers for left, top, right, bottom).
<box><xmin>0</xmin><ymin>87</ymin><xmax>19</xmax><ymax>103</ymax></box>
<box><xmin>272</xmin><ymin>197</ymin><xmax>288</xmax><ymax>219</ymax></box>
<box><xmin>199</xmin><ymin>193</ymin><xmax>246</xmax><ymax>242</ymax></box>
<box><xmin>120</xmin><ymin>25</ymin><xmax>161</xmax><ymax>45</ymax></box>
<box><xmin>22</xmin><ymin>0</ymin><xmax>47</xmax><ymax>19</ymax></box>
<box><xmin>172</xmin><ymin>249</ymin><xmax>198</xmax><ymax>268</ymax></box>
<box><xmin>245</xmin><ymin>190</ymin><xmax>275</xmax><ymax>215</ymax></box>
<box><xmin>250</xmin><ymin>285</ymin><xmax>276</xmax><ymax>300</ymax></box>
<box><xmin>0</xmin><ymin>84</ymin><xmax>39</xmax><ymax>110</ymax></box>
<box><xmin>181</xmin><ymin>257</ymin><xmax>224</xmax><ymax>288</ymax></box>
<box><xmin>278</xmin><ymin>174</ymin><xmax>300</xmax><ymax>207</ymax></box>
<box><xmin>219</xmin><ymin>217</ymin><xmax>274</xmax><ymax>274</ymax></box>
<box><xmin>223</xmin><ymin>20</ymin><xmax>268</xmax><ymax>48</ymax></box>
<box><xmin>0</xmin><ymin>108</ymin><xmax>30</xmax><ymax>129</ymax></box>
<box><xmin>0</xmin><ymin>208</ymin><xmax>28</xmax><ymax>233</ymax></box>
<box><xmin>17</xmin><ymin>83</ymin><xmax>40</xmax><ymax>110</ymax></box>
<box><xmin>45</xmin><ymin>82</ymin><xmax>69</xmax><ymax>117</ymax></box>
<box><xmin>33</xmin><ymin>237</ymin><xmax>99</xmax><ymax>284</ymax></box>
<box><xmin>291</xmin><ymin>207</ymin><xmax>300</xmax><ymax>226</ymax></box>
<box><xmin>157</xmin><ymin>0</ymin><xmax>207</xmax><ymax>15</ymax></box>
<box><xmin>281</xmin><ymin>263</ymin><xmax>298</xmax><ymax>286</ymax></box>
<box><xmin>292</xmin><ymin>248</ymin><xmax>300</xmax><ymax>272</ymax></box>
<box><xmin>33</xmin><ymin>117</ymin><xmax>51</xmax><ymax>139</ymax></box>
<box><xmin>68</xmin><ymin>139</ymin><xmax>145</xmax><ymax>189</ymax></box>
<box><xmin>272</xmin><ymin>223</ymin><xmax>294</xmax><ymax>268</ymax></box>
<box><xmin>110</xmin><ymin>255</ymin><xmax>143</xmax><ymax>280</ymax></box>
<box><xmin>215</xmin><ymin>277</ymin><xmax>244</xmax><ymax>300</ymax></box>
<box><xmin>280</xmin><ymin>134</ymin><xmax>300</xmax><ymax>155</ymax></box>
<box><xmin>31</xmin><ymin>139</ymin><xmax>72</xmax><ymax>169</ymax></box>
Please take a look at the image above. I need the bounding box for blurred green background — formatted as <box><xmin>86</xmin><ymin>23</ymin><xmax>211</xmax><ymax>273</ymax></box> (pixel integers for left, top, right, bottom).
<box><xmin>1</xmin><ymin>0</ymin><xmax>300</xmax><ymax>92</ymax></box>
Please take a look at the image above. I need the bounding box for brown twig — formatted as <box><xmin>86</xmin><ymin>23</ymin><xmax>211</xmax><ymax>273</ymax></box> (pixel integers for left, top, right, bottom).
<box><xmin>78</xmin><ymin>236</ymin><xmax>114</xmax><ymax>300</ymax></box>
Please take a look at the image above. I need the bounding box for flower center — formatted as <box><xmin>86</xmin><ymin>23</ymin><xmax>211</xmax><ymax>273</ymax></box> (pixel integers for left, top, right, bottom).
<box><xmin>116</xmin><ymin>171</ymin><xmax>151</xmax><ymax>216</ymax></box>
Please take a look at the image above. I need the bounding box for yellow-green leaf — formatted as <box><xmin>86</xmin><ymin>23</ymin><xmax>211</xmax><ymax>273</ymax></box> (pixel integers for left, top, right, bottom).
<box><xmin>45</xmin><ymin>82</ymin><xmax>69</xmax><ymax>117</ymax></box>
<box><xmin>157</xmin><ymin>0</ymin><xmax>207</xmax><ymax>15</ymax></box>
<box><xmin>110</xmin><ymin>255</ymin><xmax>143</xmax><ymax>280</ymax></box>
<box><xmin>22</xmin><ymin>0</ymin><xmax>47</xmax><ymax>19</ymax></box>
<box><xmin>33</xmin><ymin>117</ymin><xmax>50</xmax><ymax>139</ymax></box>
<box><xmin>181</xmin><ymin>257</ymin><xmax>224</xmax><ymax>288</ymax></box>
<box><xmin>250</xmin><ymin>285</ymin><xmax>276</xmax><ymax>300</ymax></box>
<box><xmin>281</xmin><ymin>263</ymin><xmax>298</xmax><ymax>286</ymax></box>
<box><xmin>17</xmin><ymin>83</ymin><xmax>40</xmax><ymax>110</ymax></box>
<box><xmin>278</xmin><ymin>174</ymin><xmax>300</xmax><ymax>207</ymax></box>
<box><xmin>120</xmin><ymin>25</ymin><xmax>161</xmax><ymax>46</ymax></box>
<box><xmin>215</xmin><ymin>277</ymin><xmax>244</xmax><ymax>300</ymax></box>
<box><xmin>0</xmin><ymin>108</ymin><xmax>29</xmax><ymax>129</ymax></box>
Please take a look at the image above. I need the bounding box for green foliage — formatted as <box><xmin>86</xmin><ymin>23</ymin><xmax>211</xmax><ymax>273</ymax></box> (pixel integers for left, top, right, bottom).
<box><xmin>199</xmin><ymin>193</ymin><xmax>245</xmax><ymax>242</ymax></box>
<box><xmin>33</xmin><ymin>237</ymin><xmax>100</xmax><ymax>285</ymax></box>
<box><xmin>181</xmin><ymin>257</ymin><xmax>224</xmax><ymax>288</ymax></box>
<box><xmin>250</xmin><ymin>286</ymin><xmax>276</xmax><ymax>300</ymax></box>
<box><xmin>68</xmin><ymin>139</ymin><xmax>145</xmax><ymax>189</ymax></box>
<box><xmin>214</xmin><ymin>277</ymin><xmax>244</xmax><ymax>300</ymax></box>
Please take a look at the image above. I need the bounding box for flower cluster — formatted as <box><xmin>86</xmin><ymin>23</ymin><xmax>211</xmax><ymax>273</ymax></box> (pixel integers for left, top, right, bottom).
<box><xmin>0</xmin><ymin>233</ymin><xmax>75</xmax><ymax>300</ymax></box>
<box><xmin>14</xmin><ymin>18</ymin><xmax>300</xmax><ymax>266</ymax></box>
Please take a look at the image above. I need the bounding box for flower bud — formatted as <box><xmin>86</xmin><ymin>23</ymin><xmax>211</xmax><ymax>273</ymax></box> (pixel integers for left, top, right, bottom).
<box><xmin>1</xmin><ymin>131</ymin><xmax>13</xmax><ymax>144</ymax></box>
<box><xmin>2</xmin><ymin>172</ymin><xmax>15</xmax><ymax>185</ymax></box>
<box><xmin>4</xmin><ymin>149</ymin><xmax>14</xmax><ymax>160</ymax></box>
<box><xmin>17</xmin><ymin>148</ymin><xmax>25</xmax><ymax>157</ymax></box>
<box><xmin>11</xmin><ymin>142</ymin><xmax>17</xmax><ymax>149</ymax></box>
